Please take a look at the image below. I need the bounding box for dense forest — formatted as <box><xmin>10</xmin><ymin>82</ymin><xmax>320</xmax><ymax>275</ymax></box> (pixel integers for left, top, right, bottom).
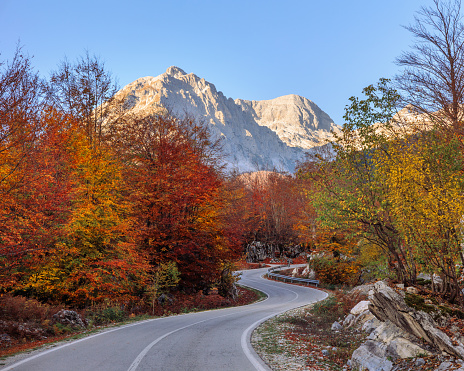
<box><xmin>3</xmin><ymin>0</ymin><xmax>464</xmax><ymax>319</ymax></box>
<box><xmin>0</xmin><ymin>49</ymin><xmax>315</xmax><ymax>313</ymax></box>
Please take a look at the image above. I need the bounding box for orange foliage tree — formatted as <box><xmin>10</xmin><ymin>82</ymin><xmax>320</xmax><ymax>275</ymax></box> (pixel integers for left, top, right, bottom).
<box><xmin>233</xmin><ymin>171</ymin><xmax>306</xmax><ymax>260</ymax></box>
<box><xmin>24</xmin><ymin>117</ymin><xmax>148</xmax><ymax>307</ymax></box>
<box><xmin>0</xmin><ymin>50</ymin><xmax>55</xmax><ymax>289</ymax></box>
<box><xmin>112</xmin><ymin>113</ymin><xmax>240</xmax><ymax>293</ymax></box>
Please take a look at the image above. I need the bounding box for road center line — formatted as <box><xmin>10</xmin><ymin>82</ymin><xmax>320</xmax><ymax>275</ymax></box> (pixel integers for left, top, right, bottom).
<box><xmin>127</xmin><ymin>274</ymin><xmax>305</xmax><ymax>371</ymax></box>
<box><xmin>126</xmin><ymin>304</ymin><xmax>268</xmax><ymax>371</ymax></box>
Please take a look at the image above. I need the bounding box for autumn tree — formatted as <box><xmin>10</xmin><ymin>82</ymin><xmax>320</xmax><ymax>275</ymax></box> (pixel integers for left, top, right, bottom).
<box><xmin>0</xmin><ymin>108</ymin><xmax>76</xmax><ymax>291</ymax></box>
<box><xmin>113</xmin><ymin>112</ymin><xmax>239</xmax><ymax>294</ymax></box>
<box><xmin>396</xmin><ymin>0</ymin><xmax>464</xmax><ymax>135</ymax></box>
<box><xmin>303</xmin><ymin>79</ymin><xmax>419</xmax><ymax>286</ymax></box>
<box><xmin>0</xmin><ymin>49</ymin><xmax>52</xmax><ymax>290</ymax></box>
<box><xmin>232</xmin><ymin>171</ymin><xmax>306</xmax><ymax>261</ymax></box>
<box><xmin>0</xmin><ymin>48</ymin><xmax>44</xmax><ymax>193</ymax></box>
<box><xmin>48</xmin><ymin>51</ymin><xmax>120</xmax><ymax>143</ymax></box>
<box><xmin>376</xmin><ymin>131</ymin><xmax>464</xmax><ymax>301</ymax></box>
<box><xmin>18</xmin><ymin>116</ymin><xmax>148</xmax><ymax>306</ymax></box>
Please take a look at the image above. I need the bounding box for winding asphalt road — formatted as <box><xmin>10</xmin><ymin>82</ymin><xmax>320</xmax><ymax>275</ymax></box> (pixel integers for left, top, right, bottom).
<box><xmin>1</xmin><ymin>267</ymin><xmax>327</xmax><ymax>371</ymax></box>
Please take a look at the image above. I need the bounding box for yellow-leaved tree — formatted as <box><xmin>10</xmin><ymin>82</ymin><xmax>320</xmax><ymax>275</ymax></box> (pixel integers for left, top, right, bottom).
<box><xmin>26</xmin><ymin>130</ymin><xmax>148</xmax><ymax>307</ymax></box>
<box><xmin>376</xmin><ymin>132</ymin><xmax>464</xmax><ymax>302</ymax></box>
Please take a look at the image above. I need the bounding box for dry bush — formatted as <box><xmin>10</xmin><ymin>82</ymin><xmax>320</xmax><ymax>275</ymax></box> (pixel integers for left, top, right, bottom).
<box><xmin>0</xmin><ymin>294</ymin><xmax>63</xmax><ymax>322</ymax></box>
<box><xmin>311</xmin><ymin>256</ymin><xmax>359</xmax><ymax>286</ymax></box>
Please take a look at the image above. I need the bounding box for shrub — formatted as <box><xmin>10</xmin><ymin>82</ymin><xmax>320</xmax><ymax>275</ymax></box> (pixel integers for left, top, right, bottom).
<box><xmin>85</xmin><ymin>305</ymin><xmax>127</xmax><ymax>326</ymax></box>
<box><xmin>355</xmin><ymin>239</ymin><xmax>390</xmax><ymax>282</ymax></box>
<box><xmin>0</xmin><ymin>294</ymin><xmax>63</xmax><ymax>322</ymax></box>
<box><xmin>310</xmin><ymin>256</ymin><xmax>359</xmax><ymax>285</ymax></box>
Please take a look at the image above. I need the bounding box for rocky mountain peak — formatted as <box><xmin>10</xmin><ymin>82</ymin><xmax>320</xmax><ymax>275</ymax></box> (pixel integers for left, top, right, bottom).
<box><xmin>116</xmin><ymin>67</ymin><xmax>339</xmax><ymax>173</ymax></box>
<box><xmin>165</xmin><ymin>66</ymin><xmax>186</xmax><ymax>78</ymax></box>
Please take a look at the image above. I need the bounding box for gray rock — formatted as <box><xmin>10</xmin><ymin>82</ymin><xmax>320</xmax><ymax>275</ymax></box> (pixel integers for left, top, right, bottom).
<box><xmin>368</xmin><ymin>281</ymin><xmax>464</xmax><ymax>358</ymax></box>
<box><xmin>331</xmin><ymin>321</ymin><xmax>342</xmax><ymax>331</ymax></box>
<box><xmin>435</xmin><ymin>361</ymin><xmax>454</xmax><ymax>371</ymax></box>
<box><xmin>415</xmin><ymin>357</ymin><xmax>426</xmax><ymax>367</ymax></box>
<box><xmin>355</xmin><ymin>310</ymin><xmax>375</xmax><ymax>327</ymax></box>
<box><xmin>343</xmin><ymin>313</ymin><xmax>355</xmax><ymax>327</ymax></box>
<box><xmin>343</xmin><ymin>308</ymin><xmax>374</xmax><ymax>329</ymax></box>
<box><xmin>406</xmin><ymin>286</ymin><xmax>419</xmax><ymax>294</ymax></box>
<box><xmin>0</xmin><ymin>333</ymin><xmax>11</xmax><ymax>346</ymax></box>
<box><xmin>351</xmin><ymin>300</ymin><xmax>371</xmax><ymax>315</ymax></box>
<box><xmin>365</xmin><ymin>320</ymin><xmax>430</xmax><ymax>359</ymax></box>
<box><xmin>322</xmin><ymin>349</ymin><xmax>329</xmax><ymax>356</ymax></box>
<box><xmin>368</xmin><ymin>321</ymin><xmax>407</xmax><ymax>343</ymax></box>
<box><xmin>52</xmin><ymin>310</ymin><xmax>86</xmax><ymax>328</ymax></box>
<box><xmin>417</xmin><ymin>273</ymin><xmax>431</xmax><ymax>280</ymax></box>
<box><xmin>386</xmin><ymin>337</ymin><xmax>431</xmax><ymax>359</ymax></box>
<box><xmin>349</xmin><ymin>283</ymin><xmax>376</xmax><ymax>297</ymax></box>
<box><xmin>362</xmin><ymin>317</ymin><xmax>382</xmax><ymax>334</ymax></box>
<box><xmin>301</xmin><ymin>267</ymin><xmax>316</xmax><ymax>280</ymax></box>
<box><xmin>351</xmin><ymin>341</ymin><xmax>393</xmax><ymax>371</ymax></box>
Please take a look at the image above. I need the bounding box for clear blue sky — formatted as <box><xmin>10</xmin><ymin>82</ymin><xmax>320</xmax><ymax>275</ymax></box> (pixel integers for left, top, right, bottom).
<box><xmin>1</xmin><ymin>0</ymin><xmax>435</xmax><ymax>125</ymax></box>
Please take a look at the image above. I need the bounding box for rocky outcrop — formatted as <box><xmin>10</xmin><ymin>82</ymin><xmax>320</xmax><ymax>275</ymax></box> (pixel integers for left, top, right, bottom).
<box><xmin>351</xmin><ymin>323</ymin><xmax>431</xmax><ymax>371</ymax></box>
<box><xmin>52</xmin><ymin>310</ymin><xmax>87</xmax><ymax>329</ymax></box>
<box><xmin>115</xmin><ymin>66</ymin><xmax>339</xmax><ymax>173</ymax></box>
<box><xmin>368</xmin><ymin>281</ymin><xmax>464</xmax><ymax>359</ymax></box>
<box><xmin>334</xmin><ymin>282</ymin><xmax>464</xmax><ymax>370</ymax></box>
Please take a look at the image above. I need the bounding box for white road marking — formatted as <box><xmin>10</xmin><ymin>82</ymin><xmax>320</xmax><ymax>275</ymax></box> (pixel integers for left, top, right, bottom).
<box><xmin>127</xmin><ymin>275</ymin><xmax>307</xmax><ymax>371</ymax></box>
<box><xmin>1</xmin><ymin>318</ymin><xmax>161</xmax><ymax>371</ymax></box>
<box><xmin>3</xmin><ymin>269</ymin><xmax>327</xmax><ymax>371</ymax></box>
<box><xmin>240</xmin><ymin>274</ymin><xmax>328</xmax><ymax>371</ymax></box>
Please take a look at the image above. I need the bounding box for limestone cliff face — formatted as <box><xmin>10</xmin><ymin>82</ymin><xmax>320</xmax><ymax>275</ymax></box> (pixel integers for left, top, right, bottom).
<box><xmin>236</xmin><ymin>94</ymin><xmax>339</xmax><ymax>149</ymax></box>
<box><xmin>117</xmin><ymin>66</ymin><xmax>339</xmax><ymax>173</ymax></box>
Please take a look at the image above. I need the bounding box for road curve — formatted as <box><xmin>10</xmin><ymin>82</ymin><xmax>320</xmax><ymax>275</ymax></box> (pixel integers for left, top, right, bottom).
<box><xmin>1</xmin><ymin>267</ymin><xmax>327</xmax><ymax>371</ymax></box>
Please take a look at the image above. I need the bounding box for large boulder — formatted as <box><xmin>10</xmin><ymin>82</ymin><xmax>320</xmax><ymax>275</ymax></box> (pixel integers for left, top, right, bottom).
<box><xmin>351</xmin><ymin>319</ymin><xmax>431</xmax><ymax>370</ymax></box>
<box><xmin>368</xmin><ymin>281</ymin><xmax>464</xmax><ymax>359</ymax></box>
<box><xmin>349</xmin><ymin>283</ymin><xmax>376</xmax><ymax>297</ymax></box>
<box><xmin>351</xmin><ymin>300</ymin><xmax>371</xmax><ymax>315</ymax></box>
<box><xmin>351</xmin><ymin>341</ymin><xmax>393</xmax><ymax>371</ymax></box>
<box><xmin>368</xmin><ymin>321</ymin><xmax>431</xmax><ymax>358</ymax></box>
<box><xmin>343</xmin><ymin>310</ymin><xmax>375</xmax><ymax>328</ymax></box>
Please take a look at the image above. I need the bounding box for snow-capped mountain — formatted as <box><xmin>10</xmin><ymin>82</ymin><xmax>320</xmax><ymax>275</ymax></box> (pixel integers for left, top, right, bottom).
<box><xmin>117</xmin><ymin>66</ymin><xmax>339</xmax><ymax>173</ymax></box>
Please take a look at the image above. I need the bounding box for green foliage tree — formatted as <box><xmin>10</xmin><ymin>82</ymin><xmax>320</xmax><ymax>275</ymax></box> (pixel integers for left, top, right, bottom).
<box><xmin>301</xmin><ymin>79</ymin><xmax>419</xmax><ymax>286</ymax></box>
<box><xmin>150</xmin><ymin>261</ymin><xmax>180</xmax><ymax>312</ymax></box>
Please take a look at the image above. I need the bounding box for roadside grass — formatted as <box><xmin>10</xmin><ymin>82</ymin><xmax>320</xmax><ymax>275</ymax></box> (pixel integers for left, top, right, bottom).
<box><xmin>252</xmin><ymin>292</ymin><xmax>367</xmax><ymax>371</ymax></box>
<box><xmin>239</xmin><ymin>285</ymin><xmax>267</xmax><ymax>303</ymax></box>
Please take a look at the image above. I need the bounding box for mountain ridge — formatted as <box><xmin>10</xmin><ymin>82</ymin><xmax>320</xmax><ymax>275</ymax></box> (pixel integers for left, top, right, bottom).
<box><xmin>117</xmin><ymin>66</ymin><xmax>339</xmax><ymax>173</ymax></box>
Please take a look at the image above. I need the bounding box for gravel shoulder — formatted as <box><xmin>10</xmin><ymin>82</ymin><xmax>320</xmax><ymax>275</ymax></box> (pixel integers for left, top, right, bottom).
<box><xmin>251</xmin><ymin>286</ymin><xmax>367</xmax><ymax>371</ymax></box>
<box><xmin>252</xmin><ymin>305</ymin><xmax>317</xmax><ymax>371</ymax></box>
